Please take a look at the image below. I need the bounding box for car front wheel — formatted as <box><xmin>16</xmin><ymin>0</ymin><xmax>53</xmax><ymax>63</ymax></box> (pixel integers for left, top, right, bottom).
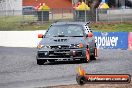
<box><xmin>90</xmin><ymin>55</ymin><xmax>96</xmax><ymax>60</ymax></box>
<box><xmin>90</xmin><ymin>48</ymin><xmax>97</xmax><ymax>60</ymax></box>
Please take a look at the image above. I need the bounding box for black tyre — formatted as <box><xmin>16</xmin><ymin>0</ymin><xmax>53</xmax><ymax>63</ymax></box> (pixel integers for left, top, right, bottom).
<box><xmin>90</xmin><ymin>55</ymin><xmax>96</xmax><ymax>60</ymax></box>
<box><xmin>76</xmin><ymin>74</ymin><xmax>86</xmax><ymax>85</ymax></box>
<box><xmin>90</xmin><ymin>44</ymin><xmax>97</xmax><ymax>60</ymax></box>
<box><xmin>37</xmin><ymin>59</ymin><xmax>46</xmax><ymax>65</ymax></box>
<box><xmin>90</xmin><ymin>49</ymin><xmax>96</xmax><ymax>60</ymax></box>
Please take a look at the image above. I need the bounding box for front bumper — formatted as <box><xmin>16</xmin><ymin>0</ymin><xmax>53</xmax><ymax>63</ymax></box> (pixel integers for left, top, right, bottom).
<box><xmin>37</xmin><ymin>49</ymin><xmax>86</xmax><ymax>61</ymax></box>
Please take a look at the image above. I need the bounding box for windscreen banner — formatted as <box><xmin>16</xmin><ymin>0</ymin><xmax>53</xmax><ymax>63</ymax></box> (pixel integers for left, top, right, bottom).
<box><xmin>93</xmin><ymin>32</ymin><xmax>128</xmax><ymax>49</ymax></box>
<box><xmin>128</xmin><ymin>32</ymin><xmax>132</xmax><ymax>50</ymax></box>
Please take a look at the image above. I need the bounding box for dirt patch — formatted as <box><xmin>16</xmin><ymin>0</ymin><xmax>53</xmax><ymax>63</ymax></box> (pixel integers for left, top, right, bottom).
<box><xmin>52</xmin><ymin>82</ymin><xmax>132</xmax><ymax>88</ymax></box>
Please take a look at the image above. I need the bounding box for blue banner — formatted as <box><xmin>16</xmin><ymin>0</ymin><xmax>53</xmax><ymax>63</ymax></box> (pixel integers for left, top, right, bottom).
<box><xmin>93</xmin><ymin>32</ymin><xmax>128</xmax><ymax>49</ymax></box>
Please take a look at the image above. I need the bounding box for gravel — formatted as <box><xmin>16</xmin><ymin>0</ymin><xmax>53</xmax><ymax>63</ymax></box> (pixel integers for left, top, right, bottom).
<box><xmin>51</xmin><ymin>82</ymin><xmax>132</xmax><ymax>88</ymax></box>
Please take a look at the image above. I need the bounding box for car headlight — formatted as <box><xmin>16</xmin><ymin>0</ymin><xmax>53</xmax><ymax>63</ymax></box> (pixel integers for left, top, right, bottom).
<box><xmin>79</xmin><ymin>43</ymin><xmax>83</xmax><ymax>48</ymax></box>
<box><xmin>37</xmin><ymin>45</ymin><xmax>44</xmax><ymax>49</ymax></box>
<box><xmin>37</xmin><ymin>45</ymin><xmax>51</xmax><ymax>49</ymax></box>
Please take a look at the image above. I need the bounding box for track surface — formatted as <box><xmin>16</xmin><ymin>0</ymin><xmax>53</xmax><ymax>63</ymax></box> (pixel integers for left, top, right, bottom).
<box><xmin>0</xmin><ymin>47</ymin><xmax>132</xmax><ymax>88</ymax></box>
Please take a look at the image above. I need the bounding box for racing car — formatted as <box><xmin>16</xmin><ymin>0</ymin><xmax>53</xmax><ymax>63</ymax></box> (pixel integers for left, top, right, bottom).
<box><xmin>36</xmin><ymin>22</ymin><xmax>97</xmax><ymax>65</ymax></box>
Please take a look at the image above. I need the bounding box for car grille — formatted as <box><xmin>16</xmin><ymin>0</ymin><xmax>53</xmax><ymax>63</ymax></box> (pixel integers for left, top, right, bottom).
<box><xmin>49</xmin><ymin>45</ymin><xmax>71</xmax><ymax>58</ymax></box>
<box><xmin>49</xmin><ymin>50</ymin><xmax>70</xmax><ymax>58</ymax></box>
<box><xmin>38</xmin><ymin>50</ymin><xmax>83</xmax><ymax>58</ymax></box>
<box><xmin>37</xmin><ymin>45</ymin><xmax>83</xmax><ymax>58</ymax></box>
<box><xmin>50</xmin><ymin>45</ymin><xmax>70</xmax><ymax>49</ymax></box>
<box><xmin>37</xmin><ymin>50</ymin><xmax>71</xmax><ymax>58</ymax></box>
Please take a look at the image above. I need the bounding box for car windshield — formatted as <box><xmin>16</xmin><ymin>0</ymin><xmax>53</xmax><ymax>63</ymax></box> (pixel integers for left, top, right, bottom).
<box><xmin>45</xmin><ymin>24</ymin><xmax>84</xmax><ymax>37</ymax></box>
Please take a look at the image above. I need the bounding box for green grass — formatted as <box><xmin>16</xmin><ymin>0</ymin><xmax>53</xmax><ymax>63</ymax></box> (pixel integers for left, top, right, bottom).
<box><xmin>0</xmin><ymin>16</ymin><xmax>51</xmax><ymax>31</ymax></box>
<box><xmin>0</xmin><ymin>16</ymin><xmax>132</xmax><ymax>31</ymax></box>
<box><xmin>91</xmin><ymin>22</ymin><xmax>132</xmax><ymax>32</ymax></box>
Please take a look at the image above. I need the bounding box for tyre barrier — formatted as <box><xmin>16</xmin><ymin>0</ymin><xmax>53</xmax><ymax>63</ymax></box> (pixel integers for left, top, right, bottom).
<box><xmin>76</xmin><ymin>66</ymin><xmax>131</xmax><ymax>85</ymax></box>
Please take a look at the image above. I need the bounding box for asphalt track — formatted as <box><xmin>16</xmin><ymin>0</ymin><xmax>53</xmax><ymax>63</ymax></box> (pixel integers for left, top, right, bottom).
<box><xmin>0</xmin><ymin>47</ymin><xmax>132</xmax><ymax>88</ymax></box>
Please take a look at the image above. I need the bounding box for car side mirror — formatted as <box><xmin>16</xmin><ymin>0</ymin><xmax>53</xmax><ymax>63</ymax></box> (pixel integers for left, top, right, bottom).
<box><xmin>38</xmin><ymin>34</ymin><xmax>43</xmax><ymax>38</ymax></box>
<box><xmin>87</xmin><ymin>32</ymin><xmax>93</xmax><ymax>37</ymax></box>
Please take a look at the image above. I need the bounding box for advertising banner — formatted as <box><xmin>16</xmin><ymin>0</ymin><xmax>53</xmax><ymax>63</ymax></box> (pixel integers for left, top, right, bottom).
<box><xmin>93</xmin><ymin>32</ymin><xmax>128</xmax><ymax>49</ymax></box>
<box><xmin>128</xmin><ymin>32</ymin><xmax>132</xmax><ymax>50</ymax></box>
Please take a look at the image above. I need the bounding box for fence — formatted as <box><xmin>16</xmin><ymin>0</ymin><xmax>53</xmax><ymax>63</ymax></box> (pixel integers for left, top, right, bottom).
<box><xmin>0</xmin><ymin>8</ymin><xmax>132</xmax><ymax>23</ymax></box>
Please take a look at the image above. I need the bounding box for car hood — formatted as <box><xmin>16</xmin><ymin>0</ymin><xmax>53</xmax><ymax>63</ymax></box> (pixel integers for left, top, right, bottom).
<box><xmin>39</xmin><ymin>37</ymin><xmax>86</xmax><ymax>46</ymax></box>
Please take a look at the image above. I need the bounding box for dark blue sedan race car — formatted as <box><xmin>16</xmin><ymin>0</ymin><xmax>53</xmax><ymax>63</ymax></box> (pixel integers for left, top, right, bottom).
<box><xmin>36</xmin><ymin>22</ymin><xmax>97</xmax><ymax>65</ymax></box>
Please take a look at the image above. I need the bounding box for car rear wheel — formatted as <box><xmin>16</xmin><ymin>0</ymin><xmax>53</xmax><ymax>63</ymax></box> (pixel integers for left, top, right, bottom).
<box><xmin>37</xmin><ymin>59</ymin><xmax>46</xmax><ymax>65</ymax></box>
